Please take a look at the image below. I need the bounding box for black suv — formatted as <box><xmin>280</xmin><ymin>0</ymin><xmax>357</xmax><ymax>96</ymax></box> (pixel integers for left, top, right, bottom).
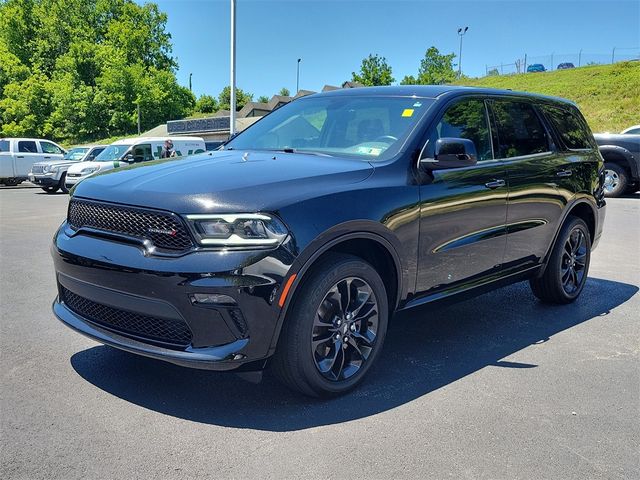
<box><xmin>52</xmin><ymin>86</ymin><xmax>606</xmax><ymax>397</ymax></box>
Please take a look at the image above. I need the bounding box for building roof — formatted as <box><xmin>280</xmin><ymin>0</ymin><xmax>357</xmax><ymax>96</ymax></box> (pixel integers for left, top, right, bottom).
<box><xmin>293</xmin><ymin>89</ymin><xmax>315</xmax><ymax>98</ymax></box>
<box><xmin>237</xmin><ymin>101</ymin><xmax>270</xmax><ymax>118</ymax></box>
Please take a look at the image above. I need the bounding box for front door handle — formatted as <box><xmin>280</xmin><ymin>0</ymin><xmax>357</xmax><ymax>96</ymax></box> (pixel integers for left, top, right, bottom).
<box><xmin>43</xmin><ymin>156</ymin><xmax>51</xmax><ymax>159</ymax></box>
<box><xmin>557</xmin><ymin>169</ymin><xmax>573</xmax><ymax>177</ymax></box>
<box><xmin>485</xmin><ymin>179</ymin><xmax>506</xmax><ymax>189</ymax></box>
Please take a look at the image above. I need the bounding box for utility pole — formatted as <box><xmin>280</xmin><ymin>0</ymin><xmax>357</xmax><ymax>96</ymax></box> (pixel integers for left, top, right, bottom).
<box><xmin>296</xmin><ymin>58</ymin><xmax>301</xmax><ymax>94</ymax></box>
<box><xmin>611</xmin><ymin>47</ymin><xmax>616</xmax><ymax>64</ymax></box>
<box><xmin>229</xmin><ymin>0</ymin><xmax>237</xmax><ymax>136</ymax></box>
<box><xmin>550</xmin><ymin>52</ymin><xmax>554</xmax><ymax>71</ymax></box>
<box><xmin>524</xmin><ymin>53</ymin><xmax>527</xmax><ymax>72</ymax></box>
<box><xmin>189</xmin><ymin>73</ymin><xmax>192</xmax><ymax>92</ymax></box>
<box><xmin>578</xmin><ymin>49</ymin><xmax>582</xmax><ymax>67</ymax></box>
<box><xmin>457</xmin><ymin>27</ymin><xmax>469</xmax><ymax>76</ymax></box>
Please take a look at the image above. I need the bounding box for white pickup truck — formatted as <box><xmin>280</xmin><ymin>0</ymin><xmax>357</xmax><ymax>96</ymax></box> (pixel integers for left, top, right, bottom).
<box><xmin>0</xmin><ymin>138</ymin><xmax>66</xmax><ymax>186</ymax></box>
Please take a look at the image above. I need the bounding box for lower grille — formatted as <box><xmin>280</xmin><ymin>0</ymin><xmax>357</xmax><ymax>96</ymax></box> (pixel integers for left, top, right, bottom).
<box><xmin>61</xmin><ymin>286</ymin><xmax>192</xmax><ymax>348</ymax></box>
<box><xmin>32</xmin><ymin>165</ymin><xmax>45</xmax><ymax>174</ymax></box>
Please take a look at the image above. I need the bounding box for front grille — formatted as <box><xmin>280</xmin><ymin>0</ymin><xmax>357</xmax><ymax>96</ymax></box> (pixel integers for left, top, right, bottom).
<box><xmin>32</xmin><ymin>165</ymin><xmax>45</xmax><ymax>174</ymax></box>
<box><xmin>61</xmin><ymin>286</ymin><xmax>192</xmax><ymax>348</ymax></box>
<box><xmin>68</xmin><ymin>199</ymin><xmax>193</xmax><ymax>252</ymax></box>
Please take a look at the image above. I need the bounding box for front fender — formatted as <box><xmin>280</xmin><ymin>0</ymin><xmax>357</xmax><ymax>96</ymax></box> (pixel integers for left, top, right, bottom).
<box><xmin>599</xmin><ymin>145</ymin><xmax>638</xmax><ymax>178</ymax></box>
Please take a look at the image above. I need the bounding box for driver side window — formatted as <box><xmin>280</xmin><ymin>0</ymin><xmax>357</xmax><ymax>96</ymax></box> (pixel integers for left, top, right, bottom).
<box><xmin>426</xmin><ymin>99</ymin><xmax>493</xmax><ymax>161</ymax></box>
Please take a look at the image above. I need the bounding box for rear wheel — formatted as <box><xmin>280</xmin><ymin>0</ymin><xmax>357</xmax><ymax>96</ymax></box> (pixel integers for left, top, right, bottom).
<box><xmin>41</xmin><ymin>186</ymin><xmax>59</xmax><ymax>194</ymax></box>
<box><xmin>272</xmin><ymin>253</ymin><xmax>388</xmax><ymax>397</ymax></box>
<box><xmin>530</xmin><ymin>216</ymin><xmax>591</xmax><ymax>304</ymax></box>
<box><xmin>603</xmin><ymin>162</ymin><xmax>628</xmax><ymax>197</ymax></box>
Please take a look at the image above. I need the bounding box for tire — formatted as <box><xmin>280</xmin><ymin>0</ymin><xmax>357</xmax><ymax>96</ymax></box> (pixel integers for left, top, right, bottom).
<box><xmin>530</xmin><ymin>216</ymin><xmax>591</xmax><ymax>304</ymax></box>
<box><xmin>59</xmin><ymin>173</ymin><xmax>69</xmax><ymax>194</ymax></box>
<box><xmin>603</xmin><ymin>162</ymin><xmax>628</xmax><ymax>198</ymax></box>
<box><xmin>41</xmin><ymin>186</ymin><xmax>59</xmax><ymax>194</ymax></box>
<box><xmin>272</xmin><ymin>253</ymin><xmax>389</xmax><ymax>397</ymax></box>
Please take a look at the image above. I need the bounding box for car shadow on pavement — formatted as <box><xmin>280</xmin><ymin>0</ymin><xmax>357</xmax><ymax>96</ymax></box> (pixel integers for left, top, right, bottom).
<box><xmin>70</xmin><ymin>277</ymin><xmax>637</xmax><ymax>431</ymax></box>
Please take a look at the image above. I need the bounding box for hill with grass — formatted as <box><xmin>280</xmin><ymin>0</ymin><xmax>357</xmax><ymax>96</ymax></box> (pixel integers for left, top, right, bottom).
<box><xmin>454</xmin><ymin>61</ymin><xmax>639</xmax><ymax>133</ymax></box>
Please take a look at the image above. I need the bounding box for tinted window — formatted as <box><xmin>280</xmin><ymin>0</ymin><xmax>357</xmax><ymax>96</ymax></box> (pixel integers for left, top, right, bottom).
<box><xmin>0</xmin><ymin>140</ymin><xmax>9</xmax><ymax>152</ymax></box>
<box><xmin>425</xmin><ymin>99</ymin><xmax>493</xmax><ymax>161</ymax></box>
<box><xmin>541</xmin><ymin>105</ymin><xmax>593</xmax><ymax>150</ymax></box>
<box><xmin>18</xmin><ymin>141</ymin><xmax>38</xmax><ymax>153</ymax></box>
<box><xmin>624</xmin><ymin>127</ymin><xmax>640</xmax><ymax>135</ymax></box>
<box><xmin>89</xmin><ymin>147</ymin><xmax>105</xmax><ymax>159</ymax></box>
<box><xmin>40</xmin><ymin>141</ymin><xmax>63</xmax><ymax>154</ymax></box>
<box><xmin>491</xmin><ymin>101</ymin><xmax>549</xmax><ymax>158</ymax></box>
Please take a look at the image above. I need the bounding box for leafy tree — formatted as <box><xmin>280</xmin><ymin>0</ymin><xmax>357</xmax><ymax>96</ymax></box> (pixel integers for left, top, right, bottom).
<box><xmin>416</xmin><ymin>47</ymin><xmax>456</xmax><ymax>85</ymax></box>
<box><xmin>257</xmin><ymin>95</ymin><xmax>269</xmax><ymax>103</ymax></box>
<box><xmin>218</xmin><ymin>86</ymin><xmax>253</xmax><ymax>111</ymax></box>
<box><xmin>352</xmin><ymin>54</ymin><xmax>395</xmax><ymax>86</ymax></box>
<box><xmin>279</xmin><ymin>87</ymin><xmax>290</xmax><ymax>96</ymax></box>
<box><xmin>0</xmin><ymin>0</ymin><xmax>192</xmax><ymax>143</ymax></box>
<box><xmin>194</xmin><ymin>94</ymin><xmax>218</xmax><ymax>113</ymax></box>
<box><xmin>400</xmin><ymin>75</ymin><xmax>417</xmax><ymax>85</ymax></box>
<box><xmin>487</xmin><ymin>68</ymin><xmax>500</xmax><ymax>76</ymax></box>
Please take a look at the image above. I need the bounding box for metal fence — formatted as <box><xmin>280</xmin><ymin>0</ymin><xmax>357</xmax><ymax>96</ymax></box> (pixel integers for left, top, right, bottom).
<box><xmin>484</xmin><ymin>47</ymin><xmax>639</xmax><ymax>76</ymax></box>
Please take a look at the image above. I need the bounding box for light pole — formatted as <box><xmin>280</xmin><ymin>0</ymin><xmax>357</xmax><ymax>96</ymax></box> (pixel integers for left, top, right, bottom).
<box><xmin>611</xmin><ymin>47</ymin><xmax>616</xmax><ymax>64</ymax></box>
<box><xmin>296</xmin><ymin>58</ymin><xmax>301</xmax><ymax>94</ymax></box>
<box><xmin>229</xmin><ymin>0</ymin><xmax>237</xmax><ymax>136</ymax></box>
<box><xmin>457</xmin><ymin>26</ymin><xmax>469</xmax><ymax>76</ymax></box>
<box><xmin>578</xmin><ymin>49</ymin><xmax>582</xmax><ymax>67</ymax></box>
<box><xmin>189</xmin><ymin>73</ymin><xmax>192</xmax><ymax>92</ymax></box>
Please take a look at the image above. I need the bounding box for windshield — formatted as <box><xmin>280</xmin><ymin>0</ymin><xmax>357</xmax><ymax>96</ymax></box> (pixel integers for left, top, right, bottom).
<box><xmin>63</xmin><ymin>147</ymin><xmax>89</xmax><ymax>161</ymax></box>
<box><xmin>95</xmin><ymin>144</ymin><xmax>132</xmax><ymax>161</ymax></box>
<box><xmin>225</xmin><ymin>95</ymin><xmax>434</xmax><ymax>161</ymax></box>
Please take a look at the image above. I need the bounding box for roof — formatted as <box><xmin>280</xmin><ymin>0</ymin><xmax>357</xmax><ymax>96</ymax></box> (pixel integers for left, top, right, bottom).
<box><xmin>111</xmin><ymin>136</ymin><xmax>205</xmax><ymax>144</ymax></box>
<box><xmin>307</xmin><ymin>84</ymin><xmax>576</xmax><ymax>105</ymax></box>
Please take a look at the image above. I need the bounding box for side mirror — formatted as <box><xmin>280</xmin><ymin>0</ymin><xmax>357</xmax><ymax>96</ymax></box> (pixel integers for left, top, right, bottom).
<box><xmin>87</xmin><ymin>154</ymin><xmax>95</xmax><ymax>161</ymax></box>
<box><xmin>125</xmin><ymin>153</ymin><xmax>135</xmax><ymax>162</ymax></box>
<box><xmin>421</xmin><ymin>137</ymin><xmax>478</xmax><ymax>169</ymax></box>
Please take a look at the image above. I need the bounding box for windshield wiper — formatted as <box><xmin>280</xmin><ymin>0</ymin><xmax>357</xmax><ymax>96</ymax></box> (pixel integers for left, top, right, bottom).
<box><xmin>274</xmin><ymin>148</ymin><xmax>333</xmax><ymax>157</ymax></box>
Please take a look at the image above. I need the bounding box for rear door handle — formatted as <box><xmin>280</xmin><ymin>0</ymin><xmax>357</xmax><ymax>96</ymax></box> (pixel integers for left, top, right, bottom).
<box><xmin>485</xmin><ymin>179</ymin><xmax>506</xmax><ymax>189</ymax></box>
<box><xmin>557</xmin><ymin>169</ymin><xmax>573</xmax><ymax>177</ymax></box>
<box><xmin>43</xmin><ymin>156</ymin><xmax>51</xmax><ymax>159</ymax></box>
<box><xmin>16</xmin><ymin>155</ymin><xmax>24</xmax><ymax>158</ymax></box>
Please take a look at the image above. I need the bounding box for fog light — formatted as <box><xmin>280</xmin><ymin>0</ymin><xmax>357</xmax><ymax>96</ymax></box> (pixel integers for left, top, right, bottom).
<box><xmin>190</xmin><ymin>293</ymin><xmax>237</xmax><ymax>305</ymax></box>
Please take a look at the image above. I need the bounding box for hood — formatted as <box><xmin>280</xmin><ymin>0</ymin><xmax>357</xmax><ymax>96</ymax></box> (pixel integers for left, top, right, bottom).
<box><xmin>67</xmin><ymin>161</ymin><xmax>108</xmax><ymax>173</ymax></box>
<box><xmin>33</xmin><ymin>159</ymin><xmax>80</xmax><ymax>168</ymax></box>
<box><xmin>71</xmin><ymin>150</ymin><xmax>374</xmax><ymax>213</ymax></box>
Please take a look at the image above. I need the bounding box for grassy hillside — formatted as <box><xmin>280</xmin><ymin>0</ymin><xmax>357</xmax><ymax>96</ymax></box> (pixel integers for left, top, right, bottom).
<box><xmin>454</xmin><ymin>61</ymin><xmax>640</xmax><ymax>133</ymax></box>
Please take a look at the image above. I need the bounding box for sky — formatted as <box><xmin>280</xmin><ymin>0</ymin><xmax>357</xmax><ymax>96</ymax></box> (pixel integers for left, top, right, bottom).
<box><xmin>147</xmin><ymin>0</ymin><xmax>640</xmax><ymax>99</ymax></box>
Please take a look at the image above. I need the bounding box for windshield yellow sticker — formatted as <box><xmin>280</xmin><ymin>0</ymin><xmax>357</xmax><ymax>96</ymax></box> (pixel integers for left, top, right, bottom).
<box><xmin>402</xmin><ymin>108</ymin><xmax>414</xmax><ymax>117</ymax></box>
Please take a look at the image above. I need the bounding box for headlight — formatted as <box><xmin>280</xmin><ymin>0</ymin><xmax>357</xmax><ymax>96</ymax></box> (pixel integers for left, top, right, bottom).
<box><xmin>42</xmin><ymin>164</ymin><xmax>50</xmax><ymax>173</ymax></box>
<box><xmin>185</xmin><ymin>213</ymin><xmax>288</xmax><ymax>248</ymax></box>
<box><xmin>50</xmin><ymin>166</ymin><xmax>60</xmax><ymax>173</ymax></box>
<box><xmin>80</xmin><ymin>166</ymin><xmax>99</xmax><ymax>175</ymax></box>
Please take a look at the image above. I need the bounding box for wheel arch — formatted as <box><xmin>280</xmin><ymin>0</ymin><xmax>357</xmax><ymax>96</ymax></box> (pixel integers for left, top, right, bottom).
<box><xmin>268</xmin><ymin>226</ymin><xmax>405</xmax><ymax>354</ymax></box>
<box><xmin>599</xmin><ymin>145</ymin><xmax>637</xmax><ymax>179</ymax></box>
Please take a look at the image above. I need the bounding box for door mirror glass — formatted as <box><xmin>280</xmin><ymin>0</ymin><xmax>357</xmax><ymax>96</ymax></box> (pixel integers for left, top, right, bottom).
<box><xmin>421</xmin><ymin>137</ymin><xmax>478</xmax><ymax>169</ymax></box>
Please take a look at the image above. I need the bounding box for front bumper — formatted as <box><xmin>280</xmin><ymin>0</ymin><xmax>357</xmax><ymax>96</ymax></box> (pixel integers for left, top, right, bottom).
<box><xmin>29</xmin><ymin>173</ymin><xmax>59</xmax><ymax>187</ymax></box>
<box><xmin>65</xmin><ymin>174</ymin><xmax>85</xmax><ymax>187</ymax></box>
<box><xmin>52</xmin><ymin>222</ymin><xmax>297</xmax><ymax>371</ymax></box>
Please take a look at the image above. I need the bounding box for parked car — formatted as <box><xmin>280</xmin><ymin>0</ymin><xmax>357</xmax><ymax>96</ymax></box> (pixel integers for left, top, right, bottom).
<box><xmin>593</xmin><ymin>132</ymin><xmax>640</xmax><ymax>197</ymax></box>
<box><xmin>0</xmin><ymin>138</ymin><xmax>66</xmax><ymax>186</ymax></box>
<box><xmin>557</xmin><ymin>62</ymin><xmax>575</xmax><ymax>70</ymax></box>
<box><xmin>621</xmin><ymin>125</ymin><xmax>640</xmax><ymax>135</ymax></box>
<box><xmin>64</xmin><ymin>136</ymin><xmax>205</xmax><ymax>190</ymax></box>
<box><xmin>52</xmin><ymin>86</ymin><xmax>606</xmax><ymax>397</ymax></box>
<box><xmin>526</xmin><ymin>63</ymin><xmax>546</xmax><ymax>73</ymax></box>
<box><xmin>28</xmin><ymin>145</ymin><xmax>107</xmax><ymax>194</ymax></box>
<box><xmin>205</xmin><ymin>141</ymin><xmax>225</xmax><ymax>151</ymax></box>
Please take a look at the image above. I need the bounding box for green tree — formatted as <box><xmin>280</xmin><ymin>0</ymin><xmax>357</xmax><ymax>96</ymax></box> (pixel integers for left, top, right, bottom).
<box><xmin>218</xmin><ymin>86</ymin><xmax>253</xmax><ymax>111</ymax></box>
<box><xmin>257</xmin><ymin>95</ymin><xmax>269</xmax><ymax>103</ymax></box>
<box><xmin>400</xmin><ymin>75</ymin><xmax>417</xmax><ymax>85</ymax></box>
<box><xmin>278</xmin><ymin>87</ymin><xmax>290</xmax><ymax>96</ymax></box>
<box><xmin>487</xmin><ymin>68</ymin><xmax>500</xmax><ymax>77</ymax></box>
<box><xmin>0</xmin><ymin>0</ymin><xmax>191</xmax><ymax>143</ymax></box>
<box><xmin>416</xmin><ymin>47</ymin><xmax>456</xmax><ymax>85</ymax></box>
<box><xmin>351</xmin><ymin>54</ymin><xmax>395</xmax><ymax>86</ymax></box>
<box><xmin>194</xmin><ymin>94</ymin><xmax>218</xmax><ymax>113</ymax></box>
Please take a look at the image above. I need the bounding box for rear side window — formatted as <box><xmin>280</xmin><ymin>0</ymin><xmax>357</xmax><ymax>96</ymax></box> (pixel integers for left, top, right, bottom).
<box><xmin>540</xmin><ymin>105</ymin><xmax>594</xmax><ymax>150</ymax></box>
<box><xmin>18</xmin><ymin>141</ymin><xmax>38</xmax><ymax>153</ymax></box>
<box><xmin>490</xmin><ymin>101</ymin><xmax>549</xmax><ymax>158</ymax></box>
<box><xmin>0</xmin><ymin>140</ymin><xmax>9</xmax><ymax>152</ymax></box>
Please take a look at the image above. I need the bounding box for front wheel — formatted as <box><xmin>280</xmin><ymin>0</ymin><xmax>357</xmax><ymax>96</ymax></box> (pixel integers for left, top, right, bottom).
<box><xmin>41</xmin><ymin>186</ymin><xmax>59</xmax><ymax>194</ymax></box>
<box><xmin>59</xmin><ymin>173</ymin><xmax>69</xmax><ymax>194</ymax></box>
<box><xmin>530</xmin><ymin>216</ymin><xmax>591</xmax><ymax>304</ymax></box>
<box><xmin>272</xmin><ymin>253</ymin><xmax>389</xmax><ymax>397</ymax></box>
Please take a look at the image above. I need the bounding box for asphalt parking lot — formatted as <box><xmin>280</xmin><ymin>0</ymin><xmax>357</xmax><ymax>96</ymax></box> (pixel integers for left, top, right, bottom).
<box><xmin>1</xmin><ymin>186</ymin><xmax>638</xmax><ymax>480</ymax></box>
